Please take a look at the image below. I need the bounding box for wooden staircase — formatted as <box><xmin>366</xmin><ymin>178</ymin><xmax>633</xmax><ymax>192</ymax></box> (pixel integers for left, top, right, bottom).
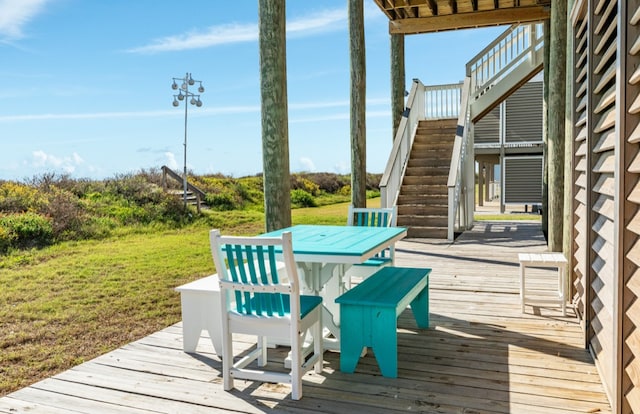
<box><xmin>396</xmin><ymin>119</ymin><xmax>457</xmax><ymax>238</ymax></box>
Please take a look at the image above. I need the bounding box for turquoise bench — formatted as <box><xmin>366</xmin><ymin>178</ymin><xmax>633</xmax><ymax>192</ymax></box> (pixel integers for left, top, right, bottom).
<box><xmin>335</xmin><ymin>266</ymin><xmax>431</xmax><ymax>378</ymax></box>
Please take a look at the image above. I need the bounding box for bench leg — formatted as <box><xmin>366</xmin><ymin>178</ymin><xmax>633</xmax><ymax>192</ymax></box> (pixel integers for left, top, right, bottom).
<box><xmin>181</xmin><ymin>295</ymin><xmax>203</xmax><ymax>353</ymax></box>
<box><xmin>371</xmin><ymin>309</ymin><xmax>398</xmax><ymax>378</ymax></box>
<box><xmin>339</xmin><ymin>305</ymin><xmax>366</xmax><ymax>374</ymax></box>
<box><xmin>409</xmin><ymin>287</ymin><xmax>429</xmax><ymax>328</ymax></box>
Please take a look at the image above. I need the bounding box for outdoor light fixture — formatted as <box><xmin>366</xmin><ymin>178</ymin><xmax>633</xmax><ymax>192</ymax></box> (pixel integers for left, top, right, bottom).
<box><xmin>171</xmin><ymin>72</ymin><xmax>204</xmax><ymax>207</ymax></box>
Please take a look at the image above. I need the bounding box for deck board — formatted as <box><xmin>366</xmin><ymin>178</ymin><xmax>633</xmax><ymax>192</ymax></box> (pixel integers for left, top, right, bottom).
<box><xmin>0</xmin><ymin>221</ymin><xmax>612</xmax><ymax>413</ymax></box>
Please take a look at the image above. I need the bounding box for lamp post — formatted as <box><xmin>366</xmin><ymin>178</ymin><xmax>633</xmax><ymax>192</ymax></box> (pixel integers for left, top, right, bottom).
<box><xmin>171</xmin><ymin>72</ymin><xmax>204</xmax><ymax>207</ymax></box>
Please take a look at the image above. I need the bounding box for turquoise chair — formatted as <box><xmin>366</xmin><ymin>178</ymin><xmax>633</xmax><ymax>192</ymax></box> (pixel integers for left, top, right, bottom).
<box><xmin>344</xmin><ymin>205</ymin><xmax>398</xmax><ymax>286</ymax></box>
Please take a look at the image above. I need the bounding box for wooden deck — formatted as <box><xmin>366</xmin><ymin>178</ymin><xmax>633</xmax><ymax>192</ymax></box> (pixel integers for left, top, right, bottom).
<box><xmin>0</xmin><ymin>221</ymin><xmax>612</xmax><ymax>413</ymax></box>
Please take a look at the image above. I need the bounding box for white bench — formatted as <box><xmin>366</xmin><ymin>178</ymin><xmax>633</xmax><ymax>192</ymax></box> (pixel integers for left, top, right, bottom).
<box><xmin>175</xmin><ymin>274</ymin><xmax>224</xmax><ymax>356</ymax></box>
<box><xmin>518</xmin><ymin>252</ymin><xmax>568</xmax><ymax>316</ymax></box>
<box><xmin>175</xmin><ymin>262</ymin><xmax>287</xmax><ymax>356</ymax></box>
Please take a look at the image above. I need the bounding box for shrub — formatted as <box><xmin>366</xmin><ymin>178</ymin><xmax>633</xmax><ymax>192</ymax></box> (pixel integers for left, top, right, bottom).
<box><xmin>338</xmin><ymin>185</ymin><xmax>351</xmax><ymax>196</ymax></box>
<box><xmin>41</xmin><ymin>189</ymin><xmax>86</xmax><ymax>240</ymax></box>
<box><xmin>0</xmin><ymin>182</ymin><xmax>46</xmax><ymax>213</ymax></box>
<box><xmin>290</xmin><ymin>189</ymin><xmax>316</xmax><ymax>208</ymax></box>
<box><xmin>205</xmin><ymin>192</ymin><xmax>237</xmax><ymax>211</ymax></box>
<box><xmin>0</xmin><ymin>212</ymin><xmax>53</xmax><ymax>249</ymax></box>
<box><xmin>291</xmin><ymin>176</ymin><xmax>321</xmax><ymax>196</ymax></box>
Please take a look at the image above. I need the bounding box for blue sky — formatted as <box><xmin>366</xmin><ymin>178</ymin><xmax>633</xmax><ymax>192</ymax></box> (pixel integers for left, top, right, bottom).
<box><xmin>0</xmin><ymin>0</ymin><xmax>505</xmax><ymax>181</ymax></box>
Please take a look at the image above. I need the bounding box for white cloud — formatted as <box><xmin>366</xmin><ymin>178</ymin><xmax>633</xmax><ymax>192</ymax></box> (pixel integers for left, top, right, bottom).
<box><xmin>164</xmin><ymin>152</ymin><xmax>178</xmax><ymax>170</ymax></box>
<box><xmin>333</xmin><ymin>160</ymin><xmax>350</xmax><ymax>174</ymax></box>
<box><xmin>297</xmin><ymin>157</ymin><xmax>316</xmax><ymax>172</ymax></box>
<box><xmin>127</xmin><ymin>8</ymin><xmax>346</xmax><ymax>54</ymax></box>
<box><xmin>0</xmin><ymin>0</ymin><xmax>50</xmax><ymax>41</ymax></box>
<box><xmin>31</xmin><ymin>150</ymin><xmax>83</xmax><ymax>173</ymax></box>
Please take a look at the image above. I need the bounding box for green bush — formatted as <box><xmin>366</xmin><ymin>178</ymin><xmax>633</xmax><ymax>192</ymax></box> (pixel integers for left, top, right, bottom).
<box><xmin>291</xmin><ymin>189</ymin><xmax>316</xmax><ymax>208</ymax></box>
<box><xmin>0</xmin><ymin>212</ymin><xmax>53</xmax><ymax>249</ymax></box>
<box><xmin>205</xmin><ymin>192</ymin><xmax>237</xmax><ymax>211</ymax></box>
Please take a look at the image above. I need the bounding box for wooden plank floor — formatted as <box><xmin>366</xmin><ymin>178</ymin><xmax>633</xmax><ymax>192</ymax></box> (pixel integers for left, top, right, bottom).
<box><xmin>0</xmin><ymin>221</ymin><xmax>612</xmax><ymax>413</ymax></box>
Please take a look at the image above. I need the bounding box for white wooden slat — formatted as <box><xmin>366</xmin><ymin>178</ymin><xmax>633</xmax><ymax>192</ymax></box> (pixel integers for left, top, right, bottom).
<box><xmin>594</xmin><ymin>107</ymin><xmax>616</xmax><ymax>132</ymax></box>
<box><xmin>577</xmin><ymin>94</ymin><xmax>587</xmax><ymax>112</ymax></box>
<box><xmin>593</xmin><ymin>129</ymin><xmax>616</xmax><ymax>153</ymax></box>
<box><xmin>576</xmin><ymin>141</ymin><xmax>588</xmax><ymax>157</ymax></box>
<box><xmin>594</xmin><ymin>18</ymin><xmax>617</xmax><ymax>55</ymax></box>
<box><xmin>593</xmin><ymin>151</ymin><xmax>615</xmax><ymax>173</ymax></box>
<box><xmin>629</xmin><ymin>185</ymin><xmax>640</xmax><ymax>204</ymax></box>
<box><xmin>627</xmin><ymin>209</ymin><xmax>640</xmax><ymax>236</ymax></box>
<box><xmin>631</xmin><ymin>33</ymin><xmax>640</xmax><ymax>56</ymax></box>
<box><xmin>630</xmin><ymin>66</ymin><xmax>640</xmax><ymax>85</ymax></box>
<box><xmin>593</xmin><ymin>173</ymin><xmax>615</xmax><ymax>196</ymax></box>
<box><xmin>629</xmin><ymin>151</ymin><xmax>640</xmax><ymax>173</ymax></box>
<box><xmin>593</xmin><ymin>193</ymin><xmax>615</xmax><ymax>221</ymax></box>
<box><xmin>576</xmin><ymin>48</ymin><xmax>587</xmax><ymax>69</ymax></box>
<box><xmin>592</xmin><ymin>216</ymin><xmax>615</xmax><ymax>253</ymax></box>
<box><xmin>576</xmin><ymin>126</ymin><xmax>588</xmax><ymax>141</ymax></box>
<box><xmin>594</xmin><ymin>84</ymin><xmax>616</xmax><ymax>113</ymax></box>
<box><xmin>594</xmin><ymin>0</ymin><xmax>617</xmax><ymax>34</ymax></box>
<box><xmin>576</xmin><ymin>187</ymin><xmax>587</xmax><ymax>204</ymax></box>
<box><xmin>576</xmin><ymin>157</ymin><xmax>588</xmax><ymax>172</ymax></box>
<box><xmin>632</xmin><ymin>4</ymin><xmax>640</xmax><ymax>25</ymax></box>
<box><xmin>631</xmin><ymin>93</ymin><xmax>640</xmax><ymax>114</ymax></box>
<box><xmin>594</xmin><ymin>42</ymin><xmax>616</xmax><ymax>74</ymax></box>
<box><xmin>577</xmin><ymin>65</ymin><xmax>588</xmax><ymax>84</ymax></box>
<box><xmin>593</xmin><ymin>64</ymin><xmax>616</xmax><ymax>94</ymax></box>
<box><xmin>629</xmin><ymin>121</ymin><xmax>640</xmax><ymax>143</ymax></box>
<box><xmin>577</xmin><ymin>78</ymin><xmax>588</xmax><ymax>97</ymax></box>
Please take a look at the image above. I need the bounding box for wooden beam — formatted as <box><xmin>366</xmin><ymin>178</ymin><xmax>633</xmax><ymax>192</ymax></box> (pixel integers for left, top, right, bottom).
<box><xmin>373</xmin><ymin>0</ymin><xmax>396</xmax><ymax>20</ymax></box>
<box><xmin>388</xmin><ymin>6</ymin><xmax>550</xmax><ymax>33</ymax></box>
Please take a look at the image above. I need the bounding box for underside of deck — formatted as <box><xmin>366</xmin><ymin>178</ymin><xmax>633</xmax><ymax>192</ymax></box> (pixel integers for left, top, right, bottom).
<box><xmin>0</xmin><ymin>221</ymin><xmax>611</xmax><ymax>413</ymax></box>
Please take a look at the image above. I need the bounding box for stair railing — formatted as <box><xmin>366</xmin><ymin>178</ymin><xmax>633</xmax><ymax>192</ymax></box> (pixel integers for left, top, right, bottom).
<box><xmin>380</xmin><ymin>79</ymin><xmax>425</xmax><ymax>208</ymax></box>
<box><xmin>424</xmin><ymin>82</ymin><xmax>464</xmax><ymax>120</ymax></box>
<box><xmin>447</xmin><ymin>77</ymin><xmax>473</xmax><ymax>241</ymax></box>
<box><xmin>161</xmin><ymin>165</ymin><xmax>206</xmax><ymax>212</ymax></box>
<box><xmin>467</xmin><ymin>23</ymin><xmax>544</xmax><ymax>99</ymax></box>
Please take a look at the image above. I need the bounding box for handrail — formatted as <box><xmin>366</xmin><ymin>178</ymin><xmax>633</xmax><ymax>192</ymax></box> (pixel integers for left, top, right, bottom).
<box><xmin>380</xmin><ymin>79</ymin><xmax>425</xmax><ymax>208</ymax></box>
<box><xmin>466</xmin><ymin>23</ymin><xmax>544</xmax><ymax>99</ymax></box>
<box><xmin>161</xmin><ymin>165</ymin><xmax>206</xmax><ymax>212</ymax></box>
<box><xmin>447</xmin><ymin>77</ymin><xmax>471</xmax><ymax>241</ymax></box>
<box><xmin>424</xmin><ymin>82</ymin><xmax>463</xmax><ymax>120</ymax></box>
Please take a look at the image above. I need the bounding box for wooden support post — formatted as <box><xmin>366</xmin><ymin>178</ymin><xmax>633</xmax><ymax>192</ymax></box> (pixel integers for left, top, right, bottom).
<box><xmin>563</xmin><ymin>0</ymin><xmax>575</xmax><ymax>266</ymax></box>
<box><xmin>478</xmin><ymin>162</ymin><xmax>485</xmax><ymax>207</ymax></box>
<box><xmin>349</xmin><ymin>0</ymin><xmax>367</xmax><ymax>208</ymax></box>
<box><xmin>542</xmin><ymin>18</ymin><xmax>550</xmax><ymax>240</ymax></box>
<box><xmin>391</xmin><ymin>34</ymin><xmax>405</xmax><ymax>142</ymax></box>
<box><xmin>259</xmin><ymin>0</ymin><xmax>291</xmax><ymax>231</ymax></box>
<box><xmin>548</xmin><ymin>0</ymin><xmax>567</xmax><ymax>251</ymax></box>
<box><xmin>485</xmin><ymin>163</ymin><xmax>491</xmax><ymax>202</ymax></box>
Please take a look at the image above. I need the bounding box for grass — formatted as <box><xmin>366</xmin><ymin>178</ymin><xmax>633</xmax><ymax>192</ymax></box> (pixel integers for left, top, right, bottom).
<box><xmin>0</xmin><ymin>202</ymin><xmax>351</xmax><ymax>396</ymax></box>
<box><xmin>0</xmin><ymin>196</ymin><xmax>532</xmax><ymax>396</ymax></box>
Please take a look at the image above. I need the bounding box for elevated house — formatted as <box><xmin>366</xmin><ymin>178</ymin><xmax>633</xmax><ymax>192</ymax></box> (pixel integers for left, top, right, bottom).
<box><xmin>368</xmin><ymin>0</ymin><xmax>639</xmax><ymax>412</ymax></box>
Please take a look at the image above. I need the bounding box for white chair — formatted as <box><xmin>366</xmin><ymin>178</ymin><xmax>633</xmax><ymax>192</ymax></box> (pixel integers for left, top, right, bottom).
<box><xmin>209</xmin><ymin>229</ymin><xmax>323</xmax><ymax>400</ymax></box>
<box><xmin>344</xmin><ymin>205</ymin><xmax>398</xmax><ymax>285</ymax></box>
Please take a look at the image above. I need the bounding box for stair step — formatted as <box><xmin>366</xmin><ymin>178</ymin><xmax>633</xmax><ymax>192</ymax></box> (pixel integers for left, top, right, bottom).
<box><xmin>400</xmin><ymin>184</ymin><xmax>448</xmax><ymax>195</ymax></box>
<box><xmin>407</xmin><ymin>158</ymin><xmax>451</xmax><ymax>167</ymax></box>
<box><xmin>397</xmin><ymin>194</ymin><xmax>448</xmax><ymax>205</ymax></box>
<box><xmin>402</xmin><ymin>175</ymin><xmax>448</xmax><ymax>185</ymax></box>
<box><xmin>397</xmin><ymin>215</ymin><xmax>448</xmax><ymax>227</ymax></box>
<box><xmin>407</xmin><ymin>226</ymin><xmax>448</xmax><ymax>239</ymax></box>
<box><xmin>398</xmin><ymin>205</ymin><xmax>448</xmax><ymax>216</ymax></box>
<box><xmin>404</xmin><ymin>166</ymin><xmax>450</xmax><ymax>176</ymax></box>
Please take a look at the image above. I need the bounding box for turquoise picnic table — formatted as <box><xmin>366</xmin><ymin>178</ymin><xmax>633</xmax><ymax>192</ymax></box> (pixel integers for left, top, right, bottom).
<box><xmin>260</xmin><ymin>224</ymin><xmax>407</xmax><ymax>350</ymax></box>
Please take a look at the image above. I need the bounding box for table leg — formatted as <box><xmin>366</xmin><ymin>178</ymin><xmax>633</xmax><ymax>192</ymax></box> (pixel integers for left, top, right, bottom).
<box><xmin>297</xmin><ymin>262</ymin><xmax>347</xmax><ymax>351</ymax></box>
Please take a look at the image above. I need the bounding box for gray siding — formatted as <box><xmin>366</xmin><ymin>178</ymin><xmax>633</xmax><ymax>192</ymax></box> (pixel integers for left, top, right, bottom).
<box><xmin>474</xmin><ymin>106</ymin><xmax>500</xmax><ymax>144</ymax></box>
<box><xmin>505</xmin><ymin>81</ymin><xmax>543</xmax><ymax>144</ymax></box>
<box><xmin>503</xmin><ymin>156</ymin><xmax>542</xmax><ymax>203</ymax></box>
